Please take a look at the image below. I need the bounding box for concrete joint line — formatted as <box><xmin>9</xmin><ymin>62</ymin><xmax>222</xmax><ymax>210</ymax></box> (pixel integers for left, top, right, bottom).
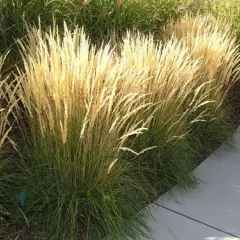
<box><xmin>154</xmin><ymin>203</ymin><xmax>240</xmax><ymax>239</ymax></box>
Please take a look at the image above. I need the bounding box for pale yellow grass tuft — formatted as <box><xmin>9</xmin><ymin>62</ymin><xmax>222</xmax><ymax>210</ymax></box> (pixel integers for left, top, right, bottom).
<box><xmin>165</xmin><ymin>13</ymin><xmax>229</xmax><ymax>38</ymax></box>
<box><xmin>15</xmin><ymin>24</ymin><xmax>154</xmax><ymax>181</ymax></box>
<box><xmin>164</xmin><ymin>14</ymin><xmax>240</xmax><ymax>107</ymax></box>
<box><xmin>119</xmin><ymin>32</ymin><xmax>211</xmax><ymax>141</ymax></box>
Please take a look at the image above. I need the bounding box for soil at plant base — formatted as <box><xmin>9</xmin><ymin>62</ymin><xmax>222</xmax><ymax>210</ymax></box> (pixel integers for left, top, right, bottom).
<box><xmin>0</xmin><ymin>214</ymin><xmax>85</xmax><ymax>240</ymax></box>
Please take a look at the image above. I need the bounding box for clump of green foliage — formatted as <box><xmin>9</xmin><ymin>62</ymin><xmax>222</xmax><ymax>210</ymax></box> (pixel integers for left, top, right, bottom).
<box><xmin>0</xmin><ymin>3</ymin><xmax>239</xmax><ymax>240</ymax></box>
<box><xmin>0</xmin><ymin>0</ymin><xmax>187</xmax><ymax>70</ymax></box>
<box><xmin>2</xmin><ymin>25</ymin><xmax>157</xmax><ymax>240</ymax></box>
<box><xmin>164</xmin><ymin>13</ymin><xmax>240</xmax><ymax>156</ymax></box>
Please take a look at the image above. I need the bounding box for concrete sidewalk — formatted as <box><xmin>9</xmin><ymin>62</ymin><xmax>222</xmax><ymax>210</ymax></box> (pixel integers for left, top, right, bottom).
<box><xmin>141</xmin><ymin>127</ymin><xmax>240</xmax><ymax>240</ymax></box>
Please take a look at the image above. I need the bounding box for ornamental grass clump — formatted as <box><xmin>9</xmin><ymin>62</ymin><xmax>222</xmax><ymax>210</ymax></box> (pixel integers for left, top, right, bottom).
<box><xmin>3</xmin><ymin>25</ymin><xmax>155</xmax><ymax>240</ymax></box>
<box><xmin>119</xmin><ymin>32</ymin><xmax>212</xmax><ymax>192</ymax></box>
<box><xmin>164</xmin><ymin>14</ymin><xmax>238</xmax><ymax>95</ymax></box>
<box><xmin>165</xmin><ymin>14</ymin><xmax>240</xmax><ymax>154</ymax></box>
<box><xmin>1</xmin><ymin>13</ymin><xmax>240</xmax><ymax>239</ymax></box>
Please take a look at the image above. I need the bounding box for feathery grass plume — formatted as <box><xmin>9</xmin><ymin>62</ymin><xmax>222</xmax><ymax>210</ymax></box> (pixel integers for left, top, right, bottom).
<box><xmin>164</xmin><ymin>13</ymin><xmax>229</xmax><ymax>39</ymax></box>
<box><xmin>5</xmin><ymin>25</ymin><xmax>155</xmax><ymax>240</ymax></box>
<box><xmin>209</xmin><ymin>1</ymin><xmax>240</xmax><ymax>120</ymax></box>
<box><xmin>164</xmin><ymin>14</ymin><xmax>240</xmax><ymax>154</ymax></box>
<box><xmin>165</xmin><ymin>14</ymin><xmax>240</xmax><ymax>105</ymax></box>
<box><xmin>119</xmin><ymin>32</ymin><xmax>212</xmax><ymax>192</ymax></box>
<box><xmin>167</xmin><ymin>14</ymin><xmax>240</xmax><ymax>107</ymax></box>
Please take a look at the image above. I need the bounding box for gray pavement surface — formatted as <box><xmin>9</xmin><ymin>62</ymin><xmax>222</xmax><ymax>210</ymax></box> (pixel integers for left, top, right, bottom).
<box><xmin>141</xmin><ymin>127</ymin><xmax>240</xmax><ymax>240</ymax></box>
